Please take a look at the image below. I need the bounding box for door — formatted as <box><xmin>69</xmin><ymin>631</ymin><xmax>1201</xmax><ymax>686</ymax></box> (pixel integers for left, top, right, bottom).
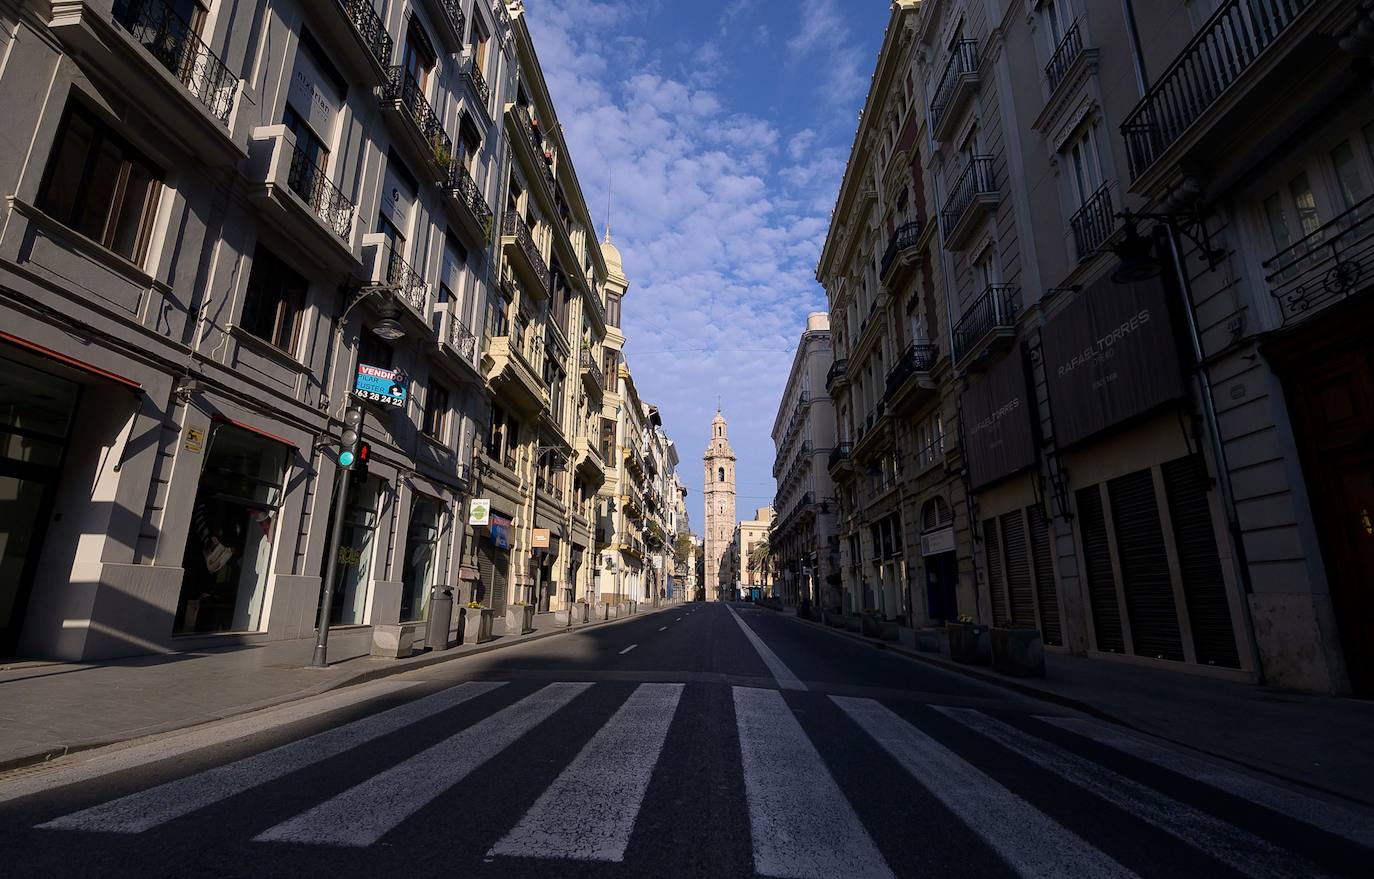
<box><xmin>0</xmin><ymin>466</ymin><xmax>59</xmax><ymax>655</ymax></box>
<box><xmin>924</xmin><ymin>551</ymin><xmax>958</xmax><ymax>624</ymax></box>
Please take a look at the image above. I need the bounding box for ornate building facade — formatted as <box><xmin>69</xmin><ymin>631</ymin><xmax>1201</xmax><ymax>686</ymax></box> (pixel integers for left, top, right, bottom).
<box><xmin>702</xmin><ymin>411</ymin><xmax>736</xmax><ymax>601</ymax></box>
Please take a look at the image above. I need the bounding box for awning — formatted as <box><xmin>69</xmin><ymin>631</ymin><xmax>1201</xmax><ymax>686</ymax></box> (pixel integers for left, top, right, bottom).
<box><xmin>0</xmin><ymin>330</ymin><xmax>142</xmax><ymax>391</ymax></box>
<box><xmin>211</xmin><ymin>415</ymin><xmax>297</xmax><ymax>448</ymax></box>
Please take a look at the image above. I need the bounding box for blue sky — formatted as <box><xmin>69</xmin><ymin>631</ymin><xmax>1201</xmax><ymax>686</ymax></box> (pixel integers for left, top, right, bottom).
<box><xmin>525</xmin><ymin>0</ymin><xmax>890</xmax><ymax>533</ymax></box>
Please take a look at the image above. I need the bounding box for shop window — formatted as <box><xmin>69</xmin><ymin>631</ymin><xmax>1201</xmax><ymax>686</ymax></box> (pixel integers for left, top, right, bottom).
<box><xmin>400</xmin><ymin>496</ymin><xmax>441</xmax><ymax>622</ymax></box>
<box><xmin>320</xmin><ymin>475</ymin><xmax>380</xmax><ymax>626</ymax></box>
<box><xmin>39</xmin><ymin>103</ymin><xmax>163</xmax><ymax>265</ymax></box>
<box><xmin>240</xmin><ymin>245</ymin><xmax>307</xmax><ymax>353</ymax></box>
<box><xmin>176</xmin><ymin>424</ymin><xmax>290</xmax><ymax>634</ymax></box>
<box><xmin>423</xmin><ymin>382</ymin><xmax>450</xmax><ymax>441</ymax></box>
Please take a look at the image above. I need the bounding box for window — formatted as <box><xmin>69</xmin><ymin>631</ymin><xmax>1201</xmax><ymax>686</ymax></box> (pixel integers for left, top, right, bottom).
<box><xmin>470</xmin><ymin>15</ymin><xmax>490</xmax><ymax>74</ymax></box>
<box><xmin>1065</xmin><ymin>127</ymin><xmax>1103</xmax><ymax>206</ymax></box>
<box><xmin>971</xmin><ymin>245</ymin><xmax>998</xmax><ymax>291</ymax></box>
<box><xmin>717</xmin><ymin>467</ymin><xmax>725</xmax><ymax>482</ymax></box>
<box><xmin>423</xmin><ymin>382</ymin><xmax>450</xmax><ymax>439</ymax></box>
<box><xmin>282</xmin><ymin>104</ymin><xmax>330</xmax><ymax>202</ymax></box>
<box><xmin>606</xmin><ymin>293</ymin><xmax>622</xmax><ymax>327</ymax></box>
<box><xmin>39</xmin><ymin>103</ymin><xmax>163</xmax><ymax>264</ymax></box>
<box><xmin>1042</xmin><ymin>0</ymin><xmax>1074</xmax><ymax>50</ymax></box>
<box><xmin>240</xmin><ymin>246</ymin><xmax>307</xmax><ymax>353</ymax></box>
<box><xmin>403</xmin><ymin>19</ymin><xmax>437</xmax><ymax>92</ymax></box>
<box><xmin>487</xmin><ymin>404</ymin><xmax>519</xmax><ymax>465</ymax></box>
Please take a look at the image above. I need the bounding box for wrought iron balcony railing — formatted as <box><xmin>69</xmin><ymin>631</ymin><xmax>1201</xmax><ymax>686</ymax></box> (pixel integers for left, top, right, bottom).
<box><xmin>380</xmin><ymin>244</ymin><xmax>428</xmax><ymax>316</ymax></box>
<box><xmin>953</xmin><ymin>285</ymin><xmax>1019</xmax><ymax>363</ymax></box>
<box><xmin>580</xmin><ymin>349</ymin><xmax>606</xmax><ymax>390</ymax></box>
<box><xmin>827</xmin><ymin>442</ymin><xmax>853</xmax><ymax>471</ymax></box>
<box><xmin>941</xmin><ymin>155</ymin><xmax>996</xmax><ymax>235</ymax></box>
<box><xmin>447</xmin><ymin>313</ymin><xmax>477</xmax><ymax>360</ymax></box>
<box><xmin>446</xmin><ymin>161</ymin><xmax>493</xmax><ymax>235</ymax></box>
<box><xmin>929</xmin><ymin>39</ymin><xmax>978</xmax><ymax>134</ymax></box>
<box><xmin>1264</xmin><ymin>193</ymin><xmax>1374</xmax><ymax>325</ymax></box>
<box><xmin>1121</xmin><ymin>0</ymin><xmax>1314</xmax><ymax>181</ymax></box>
<box><xmin>884</xmin><ymin>343</ymin><xmax>936</xmax><ymax>398</ymax></box>
<box><xmin>335</xmin><ymin>0</ymin><xmax>393</xmax><ymax>70</ymax></box>
<box><xmin>114</xmin><ymin>0</ymin><xmax>238</xmax><ymax>123</ymax></box>
<box><xmin>465</xmin><ymin>56</ymin><xmax>491</xmax><ymax>112</ymax></box>
<box><xmin>826</xmin><ymin>358</ymin><xmax>849</xmax><ymax>390</ymax></box>
<box><xmin>434</xmin><ymin>0</ymin><xmax>465</xmax><ymax>42</ymax></box>
<box><xmin>1045</xmin><ymin>19</ymin><xmax>1084</xmax><ymax>92</ymax></box>
<box><xmin>383</xmin><ymin>66</ymin><xmax>452</xmax><ymax>170</ymax></box>
<box><xmin>286</xmin><ymin>145</ymin><xmax>355</xmax><ymax>240</ymax></box>
<box><xmin>584</xmin><ymin>286</ymin><xmax>607</xmax><ymax>326</ymax></box>
<box><xmin>880</xmin><ymin>221</ymin><xmax>922</xmax><ymax>279</ymax></box>
<box><xmin>1069</xmin><ymin>182</ymin><xmax>1115</xmax><ymax>262</ymax></box>
<box><xmin>503</xmin><ymin>211</ymin><xmax>550</xmax><ymax>293</ymax></box>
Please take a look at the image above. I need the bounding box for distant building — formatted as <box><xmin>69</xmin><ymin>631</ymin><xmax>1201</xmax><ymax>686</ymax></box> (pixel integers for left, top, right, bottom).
<box><xmin>737</xmin><ymin>506</ymin><xmax>775</xmax><ymax>598</ymax></box>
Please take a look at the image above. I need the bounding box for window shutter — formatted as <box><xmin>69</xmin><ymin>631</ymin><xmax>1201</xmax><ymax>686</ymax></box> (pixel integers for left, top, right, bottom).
<box><xmin>983</xmin><ymin>517</ymin><xmax>1008</xmax><ymax>626</ymax></box>
<box><xmin>1028</xmin><ymin>505</ymin><xmax>1062</xmax><ymax>645</ymax></box>
<box><xmin>1162</xmin><ymin>455</ymin><xmax>1240</xmax><ymax>668</ymax></box>
<box><xmin>1108</xmin><ymin>469</ymin><xmax>1184</xmax><ymax>661</ymax></box>
<box><xmin>1001</xmin><ymin>510</ymin><xmax>1035</xmax><ymax>626</ymax></box>
<box><xmin>1076</xmin><ymin>486</ymin><xmax>1125</xmax><ymax>653</ymax></box>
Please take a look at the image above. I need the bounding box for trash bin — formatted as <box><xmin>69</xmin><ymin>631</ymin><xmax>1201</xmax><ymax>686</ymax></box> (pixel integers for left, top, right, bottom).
<box><xmin>425</xmin><ymin>586</ymin><xmax>454</xmax><ymax>651</ymax></box>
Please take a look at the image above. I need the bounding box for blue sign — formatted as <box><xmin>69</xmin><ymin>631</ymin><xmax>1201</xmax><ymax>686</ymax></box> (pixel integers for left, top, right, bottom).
<box><xmin>490</xmin><ymin>515</ymin><xmax>512</xmax><ymax>550</ymax></box>
<box><xmin>354</xmin><ymin>363</ymin><xmax>407</xmax><ymax>408</ymax></box>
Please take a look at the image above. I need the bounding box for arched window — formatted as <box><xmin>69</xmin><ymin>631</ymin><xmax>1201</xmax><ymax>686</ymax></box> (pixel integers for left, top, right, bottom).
<box><xmin>717</xmin><ymin>467</ymin><xmax>725</xmax><ymax>482</ymax></box>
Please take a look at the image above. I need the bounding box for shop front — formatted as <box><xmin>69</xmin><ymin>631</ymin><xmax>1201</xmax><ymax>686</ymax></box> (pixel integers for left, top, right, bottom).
<box><xmin>476</xmin><ymin>512</ymin><xmax>512</xmax><ymax>615</ymax></box>
<box><xmin>399</xmin><ymin>494</ymin><xmax>442</xmax><ymax>623</ymax></box>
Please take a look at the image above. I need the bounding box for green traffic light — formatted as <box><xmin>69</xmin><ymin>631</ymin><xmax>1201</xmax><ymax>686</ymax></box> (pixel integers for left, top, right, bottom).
<box><xmin>339</xmin><ymin>451</ymin><xmax>355</xmax><ymax>467</ymax></box>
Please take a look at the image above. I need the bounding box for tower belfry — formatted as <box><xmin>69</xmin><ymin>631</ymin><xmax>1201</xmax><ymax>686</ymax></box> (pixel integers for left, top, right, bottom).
<box><xmin>703</xmin><ymin>410</ymin><xmax>736</xmax><ymax>601</ymax></box>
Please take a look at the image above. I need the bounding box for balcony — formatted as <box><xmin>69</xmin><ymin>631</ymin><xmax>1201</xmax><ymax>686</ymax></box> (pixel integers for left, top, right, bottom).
<box><xmin>464</xmin><ymin>56</ymin><xmax>492</xmax><ymax>121</ymax></box>
<box><xmin>483</xmin><ymin>334</ymin><xmax>547</xmax><ymax>416</ymax></box>
<box><xmin>50</xmin><ymin>0</ymin><xmax>245</xmax><ymax>164</ymax></box>
<box><xmin>827</xmin><ymin>442</ymin><xmax>854</xmax><ymax>478</ymax></box>
<box><xmin>423</xmin><ymin>0</ymin><xmax>465</xmax><ymax>53</ymax></box>
<box><xmin>502</xmin><ymin>212</ymin><xmax>550</xmax><ymax>297</ymax></box>
<box><xmin>884</xmin><ymin>343</ymin><xmax>937</xmax><ymax>412</ymax></box>
<box><xmin>508</xmin><ymin>104</ymin><xmax>558</xmax><ymax>202</ymax></box>
<box><xmin>381</xmin><ymin>66</ymin><xmax>453</xmax><ymax>178</ymax></box>
<box><xmin>1069</xmin><ymin>183</ymin><xmax>1116</xmax><ymax>262</ymax></box>
<box><xmin>1121</xmin><ymin>0</ymin><xmax>1315</xmax><ymax>184</ymax></box>
<box><xmin>880</xmin><ymin>221</ymin><xmax>922</xmax><ymax>282</ymax></box>
<box><xmin>953</xmin><ymin>285</ymin><xmax>1020</xmax><ymax>367</ymax></box>
<box><xmin>443</xmin><ymin>162</ymin><xmax>493</xmax><ymax>248</ymax></box>
<box><xmin>575</xmin><ymin>436</ymin><xmax>607</xmax><ymax>485</ymax></box>
<box><xmin>361</xmin><ymin>235</ymin><xmax>429</xmax><ymax>324</ymax></box>
<box><xmin>826</xmin><ymin>358</ymin><xmax>850</xmax><ymax>393</ymax></box>
<box><xmin>305</xmin><ymin>0</ymin><xmax>391</xmax><ymax>87</ymax></box>
<box><xmin>583</xmin><ymin>285</ymin><xmax>607</xmax><ymax>332</ymax></box>
<box><xmin>929</xmin><ymin>39</ymin><xmax>979</xmax><ymax>141</ymax></box>
<box><xmin>942</xmin><ymin>156</ymin><xmax>998</xmax><ymax>249</ymax></box>
<box><xmin>580</xmin><ymin>349</ymin><xmax>606</xmax><ymax>397</ymax></box>
<box><xmin>1045</xmin><ymin>19</ymin><xmax>1085</xmax><ymax>93</ymax></box>
<box><xmin>436</xmin><ymin>303</ymin><xmax>479</xmax><ymax>373</ymax></box>
<box><xmin>622</xmin><ymin>492</ymin><xmax>644</xmax><ymax>521</ymax></box>
<box><xmin>1264</xmin><ymin>193</ymin><xmax>1374</xmax><ymax>327</ymax></box>
<box><xmin>244</xmin><ymin>126</ymin><xmax>357</xmax><ymax>270</ymax></box>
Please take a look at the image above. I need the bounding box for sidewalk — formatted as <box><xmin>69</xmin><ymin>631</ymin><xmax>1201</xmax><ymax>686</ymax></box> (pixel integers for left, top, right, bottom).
<box><xmin>788</xmin><ymin>612</ymin><xmax>1374</xmax><ymax>807</ymax></box>
<box><xmin>0</xmin><ymin>603</ymin><xmax>672</xmax><ymax>772</ymax></box>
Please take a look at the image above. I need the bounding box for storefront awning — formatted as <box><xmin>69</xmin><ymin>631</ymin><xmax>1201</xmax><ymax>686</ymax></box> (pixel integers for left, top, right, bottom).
<box><xmin>0</xmin><ymin>330</ymin><xmax>142</xmax><ymax>391</ymax></box>
<box><xmin>211</xmin><ymin>415</ymin><xmax>297</xmax><ymax>448</ymax></box>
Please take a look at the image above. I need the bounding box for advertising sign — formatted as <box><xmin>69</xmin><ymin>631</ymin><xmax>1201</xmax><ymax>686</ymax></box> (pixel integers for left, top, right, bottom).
<box><xmin>531</xmin><ymin>528</ymin><xmax>551</xmax><ymax>548</ymax></box>
<box><xmin>354</xmin><ymin>363</ymin><xmax>407</xmax><ymax>408</ymax></box>
<box><xmin>962</xmin><ymin>351</ymin><xmax>1036</xmax><ymax>490</ymax></box>
<box><xmin>920</xmin><ymin>526</ymin><xmax>956</xmax><ymax>557</ymax></box>
<box><xmin>468</xmin><ymin>498</ymin><xmax>491</xmax><ymax>526</ymax></box>
<box><xmin>490</xmin><ymin>514</ymin><xmax>512</xmax><ymax>550</ymax></box>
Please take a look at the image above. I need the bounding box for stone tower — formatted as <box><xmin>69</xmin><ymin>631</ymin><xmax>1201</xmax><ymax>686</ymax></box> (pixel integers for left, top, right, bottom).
<box><xmin>703</xmin><ymin>411</ymin><xmax>736</xmax><ymax>601</ymax></box>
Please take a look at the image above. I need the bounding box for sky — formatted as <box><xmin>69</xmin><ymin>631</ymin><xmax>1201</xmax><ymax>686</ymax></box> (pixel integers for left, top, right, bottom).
<box><xmin>524</xmin><ymin>0</ymin><xmax>890</xmax><ymax>533</ymax></box>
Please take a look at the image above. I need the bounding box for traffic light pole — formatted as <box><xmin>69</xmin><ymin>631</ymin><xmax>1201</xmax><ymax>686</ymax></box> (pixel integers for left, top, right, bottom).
<box><xmin>314</xmin><ymin>404</ymin><xmax>365</xmax><ymax>667</ymax></box>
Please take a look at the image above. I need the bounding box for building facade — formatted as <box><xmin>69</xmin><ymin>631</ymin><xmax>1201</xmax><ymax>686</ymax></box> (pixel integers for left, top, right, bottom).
<box><xmin>770</xmin><ymin>313</ymin><xmax>842</xmax><ymax>610</ymax></box>
<box><xmin>811</xmin><ymin>0</ymin><xmax>1374</xmax><ymax>696</ymax></box>
<box><xmin>702</xmin><ymin>411</ymin><xmax>736</xmax><ymax>601</ymax></box>
<box><xmin>737</xmin><ymin>505</ymin><xmax>774</xmax><ymax>598</ymax></box>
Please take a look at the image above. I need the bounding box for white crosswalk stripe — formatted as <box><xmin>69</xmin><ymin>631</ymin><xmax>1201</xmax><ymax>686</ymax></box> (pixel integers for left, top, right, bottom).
<box><xmin>935</xmin><ymin>706</ymin><xmax>1326</xmax><ymax>879</ymax></box>
<box><xmin>37</xmin><ymin>681</ymin><xmax>506</xmax><ymax>833</ymax></box>
<box><xmin>832</xmin><ymin>697</ymin><xmax>1135</xmax><ymax>878</ymax></box>
<box><xmin>489</xmin><ymin>683</ymin><xmax>683</xmax><ymax>861</ymax></box>
<box><xmin>734</xmin><ymin>686</ymin><xmax>893</xmax><ymax>878</ymax></box>
<box><xmin>254</xmin><ymin>682</ymin><xmax>591</xmax><ymax>847</ymax></box>
<box><xmin>1039</xmin><ymin>715</ymin><xmax>1374</xmax><ymax>849</ymax></box>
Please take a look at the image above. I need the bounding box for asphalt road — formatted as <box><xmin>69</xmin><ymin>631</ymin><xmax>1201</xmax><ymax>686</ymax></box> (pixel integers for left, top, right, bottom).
<box><xmin>1</xmin><ymin>602</ymin><xmax>1370</xmax><ymax>878</ymax></box>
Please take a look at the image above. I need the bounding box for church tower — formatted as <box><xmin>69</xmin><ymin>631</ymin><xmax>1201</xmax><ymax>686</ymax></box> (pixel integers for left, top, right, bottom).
<box><xmin>703</xmin><ymin>411</ymin><xmax>736</xmax><ymax>601</ymax></box>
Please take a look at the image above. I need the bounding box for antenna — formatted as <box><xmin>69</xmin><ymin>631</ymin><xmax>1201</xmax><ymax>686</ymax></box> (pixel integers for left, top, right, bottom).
<box><xmin>604</xmin><ymin>167</ymin><xmax>612</xmax><ymax>241</ymax></box>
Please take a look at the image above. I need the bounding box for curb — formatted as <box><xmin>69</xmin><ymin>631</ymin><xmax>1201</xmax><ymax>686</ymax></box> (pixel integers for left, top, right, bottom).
<box><xmin>782</xmin><ymin>610</ymin><xmax>1374</xmax><ymax>809</ymax></box>
<box><xmin>0</xmin><ymin>603</ymin><xmax>682</xmax><ymax>776</ymax></box>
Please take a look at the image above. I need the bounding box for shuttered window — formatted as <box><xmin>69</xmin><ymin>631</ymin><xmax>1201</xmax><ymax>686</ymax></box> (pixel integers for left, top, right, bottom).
<box><xmin>1162</xmin><ymin>455</ymin><xmax>1240</xmax><ymax>668</ymax></box>
<box><xmin>983</xmin><ymin>517</ymin><xmax>1009</xmax><ymax>626</ymax></box>
<box><xmin>1028</xmin><ymin>505</ymin><xmax>1062</xmax><ymax>646</ymax></box>
<box><xmin>1076</xmin><ymin>486</ymin><xmax>1125</xmax><ymax>653</ymax></box>
<box><xmin>1108</xmin><ymin>469</ymin><xmax>1184</xmax><ymax>661</ymax></box>
<box><xmin>476</xmin><ymin>539</ymin><xmax>509</xmax><ymax>615</ymax></box>
<box><xmin>1001</xmin><ymin>510</ymin><xmax>1035</xmax><ymax>626</ymax></box>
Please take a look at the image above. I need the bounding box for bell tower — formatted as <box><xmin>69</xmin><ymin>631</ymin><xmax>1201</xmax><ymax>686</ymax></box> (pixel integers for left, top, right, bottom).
<box><xmin>703</xmin><ymin>411</ymin><xmax>736</xmax><ymax>601</ymax></box>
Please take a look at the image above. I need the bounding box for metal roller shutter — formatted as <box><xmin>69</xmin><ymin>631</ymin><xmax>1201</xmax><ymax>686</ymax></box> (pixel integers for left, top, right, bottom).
<box><xmin>476</xmin><ymin>540</ymin><xmax>510</xmax><ymax>616</ymax></box>
<box><xmin>983</xmin><ymin>517</ymin><xmax>1009</xmax><ymax>626</ymax></box>
<box><xmin>1162</xmin><ymin>455</ymin><xmax>1240</xmax><ymax>668</ymax></box>
<box><xmin>1109</xmin><ymin>468</ymin><xmax>1184</xmax><ymax>662</ymax></box>
<box><xmin>1076</xmin><ymin>486</ymin><xmax>1125</xmax><ymax>653</ymax></box>
<box><xmin>1028</xmin><ymin>505</ymin><xmax>1062</xmax><ymax>646</ymax></box>
<box><xmin>1001</xmin><ymin>510</ymin><xmax>1035</xmax><ymax>626</ymax></box>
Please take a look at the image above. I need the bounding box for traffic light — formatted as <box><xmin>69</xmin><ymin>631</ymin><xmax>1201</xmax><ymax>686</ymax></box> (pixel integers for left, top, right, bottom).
<box><xmin>338</xmin><ymin>406</ymin><xmax>363</xmax><ymax>468</ymax></box>
<box><xmin>350</xmin><ymin>441</ymin><xmax>371</xmax><ymax>484</ymax></box>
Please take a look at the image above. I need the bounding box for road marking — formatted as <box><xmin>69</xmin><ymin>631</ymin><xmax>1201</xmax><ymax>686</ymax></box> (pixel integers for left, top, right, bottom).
<box><xmin>728</xmin><ymin>605</ymin><xmax>806</xmax><ymax>691</ymax></box>
<box><xmin>1039</xmin><ymin>715</ymin><xmax>1374</xmax><ymax>849</ymax></box>
<box><xmin>833</xmin><ymin>697</ymin><xmax>1133</xmax><ymax>878</ymax></box>
<box><xmin>255</xmin><ymin>682</ymin><xmax>591</xmax><ymax>846</ymax></box>
<box><xmin>0</xmin><ymin>679</ymin><xmax>420</xmax><ymax>805</ymax></box>
<box><xmin>37</xmin><ymin>681</ymin><xmax>505</xmax><ymax>833</ymax></box>
<box><xmin>734</xmin><ymin>687</ymin><xmax>892</xmax><ymax>879</ymax></box>
<box><xmin>675</xmin><ymin>617</ymin><xmax>682</xmax><ymax>621</ymax></box>
<box><xmin>937</xmin><ymin>707</ymin><xmax>1323</xmax><ymax>879</ymax></box>
<box><xmin>658</xmin><ymin>626</ymin><xmax>668</xmax><ymax>632</ymax></box>
<box><xmin>489</xmin><ymin>683</ymin><xmax>683</xmax><ymax>861</ymax></box>
<box><xmin>619</xmin><ymin>644</ymin><xmax>638</xmax><ymax>654</ymax></box>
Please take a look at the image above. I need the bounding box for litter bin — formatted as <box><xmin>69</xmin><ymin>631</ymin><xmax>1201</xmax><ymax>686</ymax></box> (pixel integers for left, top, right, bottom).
<box><xmin>425</xmin><ymin>586</ymin><xmax>454</xmax><ymax>650</ymax></box>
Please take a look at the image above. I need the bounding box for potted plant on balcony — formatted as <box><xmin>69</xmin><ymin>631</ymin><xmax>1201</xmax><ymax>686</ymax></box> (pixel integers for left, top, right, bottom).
<box><xmin>505</xmin><ymin>601</ymin><xmax>535</xmax><ymax>635</ymax></box>
<box><xmin>947</xmin><ymin>614</ymin><xmax>990</xmax><ymax>665</ymax></box>
<box><xmin>990</xmin><ymin>622</ymin><xmax>1046</xmax><ymax>677</ymax></box>
<box><xmin>463</xmin><ymin>601</ymin><xmax>494</xmax><ymax>644</ymax></box>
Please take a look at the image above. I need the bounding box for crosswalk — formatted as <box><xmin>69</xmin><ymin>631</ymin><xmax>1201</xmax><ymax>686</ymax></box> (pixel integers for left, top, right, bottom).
<box><xmin>5</xmin><ymin>678</ymin><xmax>1371</xmax><ymax>877</ymax></box>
